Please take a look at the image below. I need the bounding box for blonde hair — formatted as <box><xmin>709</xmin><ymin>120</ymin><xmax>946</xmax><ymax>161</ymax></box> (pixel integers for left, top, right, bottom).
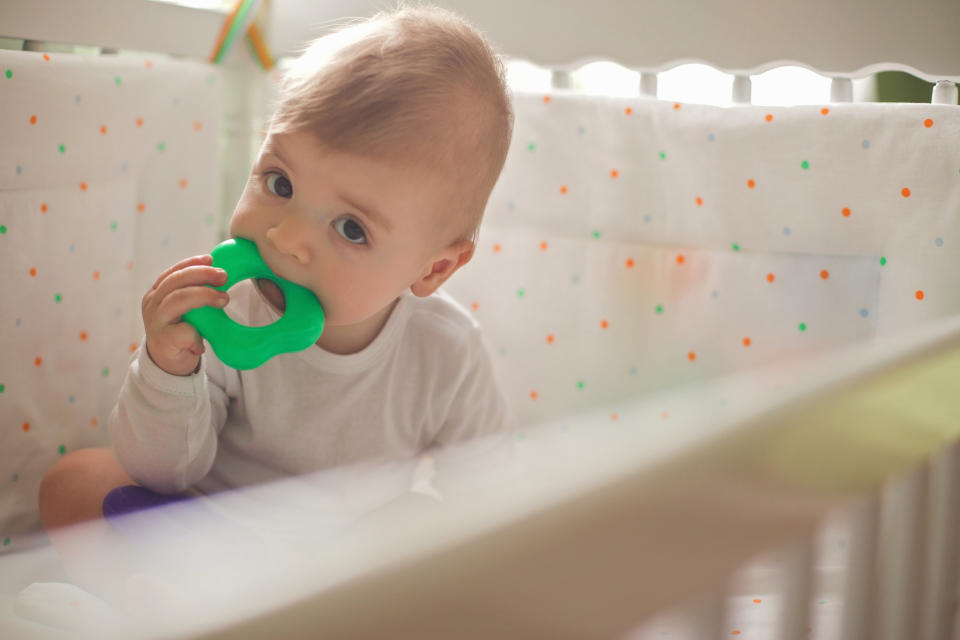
<box><xmin>268</xmin><ymin>3</ymin><xmax>514</xmax><ymax>245</ymax></box>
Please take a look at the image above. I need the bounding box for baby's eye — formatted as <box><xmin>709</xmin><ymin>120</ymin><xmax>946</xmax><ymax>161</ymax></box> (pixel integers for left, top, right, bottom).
<box><xmin>265</xmin><ymin>172</ymin><xmax>293</xmax><ymax>199</ymax></box>
<box><xmin>333</xmin><ymin>217</ymin><xmax>368</xmax><ymax>245</ymax></box>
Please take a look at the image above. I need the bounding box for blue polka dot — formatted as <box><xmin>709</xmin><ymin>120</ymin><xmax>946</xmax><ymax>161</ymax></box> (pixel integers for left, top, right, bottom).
<box><xmin>15</xmin><ymin>165</ymin><xmax>22</xmax><ymax>175</ymax></box>
<box><xmin>861</xmin><ymin>139</ymin><xmax>870</xmax><ymax>149</ymax></box>
<box><xmin>498</xmin><ymin>347</ymin><xmax>507</xmax><ymax>356</ymax></box>
<box><xmin>11</xmin><ymin>474</ymin><xmax>18</xmax><ymax>483</ymax></box>
<box><xmin>15</xmin><ymin>318</ymin><xmax>21</xmax><ymax>328</ymax></box>
<box><xmin>642</xmin><ymin>214</ymin><xmax>651</xmax><ymax>224</ymax></box>
<box><xmin>571</xmin><ymin>275</ymin><xmax>580</xmax><ymax>284</ymax></box>
<box><xmin>115</xmin><ymin>307</ymin><xmax>122</xmax><ymax>317</ymax></box>
<box><xmin>68</xmin><ymin>243</ymin><xmax>75</xmax><ymax>252</ymax></box>
<box><xmin>629</xmin><ymin>366</ymin><xmax>638</xmax><ymax>376</ymax></box>
<box><xmin>707</xmin><ymin>133</ymin><xmax>716</xmax><ymax>142</ymax></box>
<box><xmin>935</xmin><ymin>237</ymin><xmax>944</xmax><ymax>247</ymax></box>
<box><xmin>162</xmin><ymin>236</ymin><xmax>170</xmax><ymax>248</ymax></box>
<box><xmin>859</xmin><ymin>308</ymin><xmax>869</xmax><ymax>318</ymax></box>
<box><xmin>173</xmin><ymin>96</ymin><xmax>180</xmax><ymax>105</ymax></box>
<box><xmin>577</xmin><ymin>125</ymin><xmax>586</xmax><ymax>135</ymax></box>
<box><xmin>783</xmin><ymin>226</ymin><xmax>791</xmax><ymax>236</ymax></box>
<box><xmin>68</xmin><ymin>395</ymin><xmax>75</xmax><ymax>404</ymax></box>
<box><xmin>506</xmin><ymin>201</ymin><xmax>515</xmax><ymax>212</ymax></box>
<box><xmin>74</xmin><ymin>95</ymin><xmax>81</xmax><ymax>104</ymax></box>
<box><xmin>711</xmin><ymin>290</ymin><xmax>719</xmax><ymax>299</ymax></box>
<box><xmin>120</xmin><ymin>162</ymin><xmax>128</xmax><ymax>173</ymax></box>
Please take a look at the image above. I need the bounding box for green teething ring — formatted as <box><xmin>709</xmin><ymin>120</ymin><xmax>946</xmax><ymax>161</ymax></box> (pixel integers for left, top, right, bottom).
<box><xmin>183</xmin><ymin>237</ymin><xmax>325</xmax><ymax>370</ymax></box>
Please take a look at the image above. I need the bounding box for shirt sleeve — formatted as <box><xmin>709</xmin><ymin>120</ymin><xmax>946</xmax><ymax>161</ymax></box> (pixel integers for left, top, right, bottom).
<box><xmin>108</xmin><ymin>339</ymin><xmax>233</xmax><ymax>494</ymax></box>
<box><xmin>428</xmin><ymin>328</ymin><xmax>517</xmax><ymax>500</ymax></box>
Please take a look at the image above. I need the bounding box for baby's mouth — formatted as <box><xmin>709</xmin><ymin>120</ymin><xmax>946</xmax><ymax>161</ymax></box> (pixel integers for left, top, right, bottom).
<box><xmin>255</xmin><ymin>278</ymin><xmax>287</xmax><ymax>313</ymax></box>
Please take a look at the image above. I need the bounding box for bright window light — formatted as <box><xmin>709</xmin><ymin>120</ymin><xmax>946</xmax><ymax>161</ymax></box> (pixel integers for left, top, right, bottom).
<box><xmin>148</xmin><ymin>0</ymin><xmax>232</xmax><ymax>10</ymax></box>
<box><xmin>751</xmin><ymin>65</ymin><xmax>831</xmax><ymax>105</ymax></box>
<box><xmin>505</xmin><ymin>59</ymin><xmax>552</xmax><ymax>93</ymax></box>
<box><xmin>571</xmin><ymin>61</ymin><xmax>639</xmax><ymax>97</ymax></box>
<box><xmin>657</xmin><ymin>63</ymin><xmax>733</xmax><ymax>106</ymax></box>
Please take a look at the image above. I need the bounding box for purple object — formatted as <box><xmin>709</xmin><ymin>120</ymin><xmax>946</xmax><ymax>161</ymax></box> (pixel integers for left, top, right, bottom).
<box><xmin>102</xmin><ymin>485</ymin><xmax>192</xmax><ymax>520</ymax></box>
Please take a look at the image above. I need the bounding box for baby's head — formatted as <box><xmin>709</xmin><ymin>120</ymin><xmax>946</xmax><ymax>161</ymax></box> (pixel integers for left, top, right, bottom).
<box><xmin>230</xmin><ymin>4</ymin><xmax>514</xmax><ymax>329</ymax></box>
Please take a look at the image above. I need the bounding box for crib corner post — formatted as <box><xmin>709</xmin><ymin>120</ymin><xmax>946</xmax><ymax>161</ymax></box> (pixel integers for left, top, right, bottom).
<box><xmin>932</xmin><ymin>80</ymin><xmax>958</xmax><ymax>105</ymax></box>
<box><xmin>731</xmin><ymin>74</ymin><xmax>751</xmax><ymax>105</ymax></box>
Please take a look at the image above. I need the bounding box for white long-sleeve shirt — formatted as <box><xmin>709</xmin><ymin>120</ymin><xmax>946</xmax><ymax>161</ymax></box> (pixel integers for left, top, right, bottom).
<box><xmin>108</xmin><ymin>279</ymin><xmax>513</xmax><ymax>511</ymax></box>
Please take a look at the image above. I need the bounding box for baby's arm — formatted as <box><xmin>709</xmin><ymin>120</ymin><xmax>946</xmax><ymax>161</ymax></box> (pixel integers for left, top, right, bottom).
<box><xmin>108</xmin><ymin>254</ymin><xmax>233</xmax><ymax>494</ymax></box>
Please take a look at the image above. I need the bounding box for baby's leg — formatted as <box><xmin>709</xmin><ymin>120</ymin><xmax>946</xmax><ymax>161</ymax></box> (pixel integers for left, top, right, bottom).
<box><xmin>38</xmin><ymin>447</ymin><xmax>138</xmax><ymax>600</ymax></box>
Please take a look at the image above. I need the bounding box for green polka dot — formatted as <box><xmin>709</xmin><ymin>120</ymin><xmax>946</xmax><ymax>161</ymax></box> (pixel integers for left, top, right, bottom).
<box><xmin>592</xmin><ymin>230</ymin><xmax>601</xmax><ymax>239</ymax></box>
<box><xmin>880</xmin><ymin>256</ymin><xmax>887</xmax><ymax>266</ymax></box>
<box><xmin>517</xmin><ymin>432</ymin><xmax>526</xmax><ymax>441</ymax></box>
<box><xmin>801</xmin><ymin>160</ymin><xmax>810</xmax><ymax>170</ymax></box>
<box><xmin>798</xmin><ymin>322</ymin><xmax>807</xmax><ymax>332</ymax></box>
<box><xmin>516</xmin><ymin>289</ymin><xmax>525</xmax><ymax>298</ymax></box>
<box><xmin>659</xmin><ymin>150</ymin><xmax>666</xmax><ymax>160</ymax></box>
<box><xmin>4</xmin><ymin>69</ymin><xmax>11</xmax><ymax>79</ymax></box>
<box><xmin>114</xmin><ymin>76</ymin><xmax>122</xmax><ymax>86</ymax></box>
<box><xmin>205</xmin><ymin>214</ymin><xmax>215</xmax><ymax>225</ymax></box>
<box><xmin>732</xmin><ymin>243</ymin><xmax>740</xmax><ymax>252</ymax></box>
<box><xmin>156</xmin><ymin>142</ymin><xmax>165</xmax><ymax>152</ymax></box>
<box><xmin>577</xmin><ymin>381</ymin><xmax>584</xmax><ymax>389</ymax></box>
<box><xmin>3</xmin><ymin>537</ymin><xmax>9</xmax><ymax>546</ymax></box>
<box><xmin>54</xmin><ymin>293</ymin><xmax>62</xmax><ymax>303</ymax></box>
<box><xmin>58</xmin><ymin>445</ymin><xmax>66</xmax><ymax>455</ymax></box>
<box><xmin>0</xmin><ymin>225</ymin><xmax>6</xmax><ymax>234</ymax></box>
<box><xmin>527</xmin><ymin>142</ymin><xmax>536</xmax><ymax>152</ymax></box>
<box><xmin>206</xmin><ymin>74</ymin><xmax>216</xmax><ymax>85</ymax></box>
<box><xmin>110</xmin><ymin>221</ymin><xmax>118</xmax><ymax>232</ymax></box>
<box><xmin>0</xmin><ymin>383</ymin><xmax>5</xmax><ymax>393</ymax></box>
<box><xmin>58</xmin><ymin>144</ymin><xmax>65</xmax><ymax>154</ymax></box>
<box><xmin>101</xmin><ymin>367</ymin><xmax>110</xmax><ymax>377</ymax></box>
<box><xmin>655</xmin><ymin>304</ymin><xmax>664</xmax><ymax>314</ymax></box>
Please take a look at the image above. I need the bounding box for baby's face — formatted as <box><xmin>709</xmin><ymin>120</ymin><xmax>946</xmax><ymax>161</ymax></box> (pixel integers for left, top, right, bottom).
<box><xmin>229</xmin><ymin>132</ymin><xmax>460</xmax><ymax>327</ymax></box>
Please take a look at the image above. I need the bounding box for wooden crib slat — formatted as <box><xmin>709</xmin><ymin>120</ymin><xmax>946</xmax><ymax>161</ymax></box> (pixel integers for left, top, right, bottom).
<box><xmin>841</xmin><ymin>494</ymin><xmax>881</xmax><ymax>640</ymax></box>
<box><xmin>921</xmin><ymin>444</ymin><xmax>960</xmax><ymax>640</ymax></box>
<box><xmin>780</xmin><ymin>536</ymin><xmax>815</xmax><ymax>640</ymax></box>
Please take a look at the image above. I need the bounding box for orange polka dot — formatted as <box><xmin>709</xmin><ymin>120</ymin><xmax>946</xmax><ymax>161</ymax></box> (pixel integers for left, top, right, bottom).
<box><xmin>559</xmin><ymin>185</ymin><xmax>568</xmax><ymax>195</ymax></box>
<box><xmin>746</xmin><ymin>179</ymin><xmax>755</xmax><ymax>189</ymax></box>
<box><xmin>22</xmin><ymin>422</ymin><xmax>30</xmax><ymax>433</ymax></box>
<box><xmin>764</xmin><ymin>114</ymin><xmax>774</xmax><ymax>122</ymax></box>
<box><xmin>546</xmin><ymin>334</ymin><xmax>555</xmax><ymax>344</ymax></box>
<box><xmin>79</xmin><ymin>182</ymin><xmax>87</xmax><ymax>191</ymax></box>
<box><xmin>540</xmin><ymin>241</ymin><xmax>548</xmax><ymax>250</ymax></box>
<box><xmin>193</xmin><ymin>121</ymin><xmax>203</xmax><ymax>132</ymax></box>
<box><xmin>529</xmin><ymin>390</ymin><xmax>538</xmax><ymax>400</ymax></box>
<box><xmin>753</xmin><ymin>598</ymin><xmax>762</xmax><ymax>604</ymax></box>
<box><xmin>821</xmin><ymin>107</ymin><xmax>829</xmax><ymax>115</ymax></box>
<box><xmin>145</xmin><ymin>60</ymin><xmax>153</xmax><ymax>69</ymax></box>
<box><xmin>901</xmin><ymin>187</ymin><xmax>911</xmax><ymax>198</ymax></box>
<box><xmin>625</xmin><ymin>258</ymin><xmax>635</xmax><ymax>268</ymax></box>
<box><xmin>470</xmin><ymin>301</ymin><xmax>479</xmax><ymax>311</ymax></box>
<box><xmin>924</xmin><ymin>118</ymin><xmax>933</xmax><ymax>128</ymax></box>
<box><xmin>42</xmin><ymin>54</ymin><xmax>50</xmax><ymax>62</ymax></box>
<box><xmin>129</xmin><ymin>343</ymin><xmax>138</xmax><ymax>353</ymax></box>
<box><xmin>610</xmin><ymin>169</ymin><xmax>619</xmax><ymax>179</ymax></box>
<box><xmin>732</xmin><ymin>631</ymin><xmax>741</xmax><ymax>636</ymax></box>
<box><xmin>34</xmin><ymin>357</ymin><xmax>42</xmax><ymax>367</ymax></box>
<box><xmin>610</xmin><ymin>413</ymin><xmax>618</xmax><ymax>421</ymax></box>
<box><xmin>492</xmin><ymin>244</ymin><xmax>501</xmax><ymax>253</ymax></box>
<box><xmin>842</xmin><ymin>207</ymin><xmax>851</xmax><ymax>217</ymax></box>
<box><xmin>93</xmin><ymin>270</ymin><xmax>100</xmax><ymax>280</ymax></box>
<box><xmin>766</xmin><ymin>273</ymin><xmax>775</xmax><ymax>283</ymax></box>
<box><xmin>660</xmin><ymin>411</ymin><xmax>669</xmax><ymax>419</ymax></box>
<box><xmin>79</xmin><ymin>331</ymin><xmax>88</xmax><ymax>341</ymax></box>
<box><xmin>100</xmin><ymin>125</ymin><xmax>107</xmax><ymax>135</ymax></box>
<box><xmin>29</xmin><ymin>267</ymin><xmax>37</xmax><ymax>277</ymax></box>
<box><xmin>179</xmin><ymin>178</ymin><xmax>188</xmax><ymax>189</ymax></box>
<box><xmin>624</xmin><ymin>107</ymin><xmax>633</xmax><ymax>116</ymax></box>
<box><xmin>820</xmin><ymin>269</ymin><xmax>830</xmax><ymax>279</ymax></box>
<box><xmin>41</xmin><ymin>203</ymin><xmax>47</xmax><ymax>213</ymax></box>
<box><xmin>136</xmin><ymin>117</ymin><xmax>144</xmax><ymax>127</ymax></box>
<box><xmin>543</xmin><ymin>96</ymin><xmax>551</xmax><ymax>103</ymax></box>
<box><xmin>673</xmin><ymin>103</ymin><xmax>681</xmax><ymax>110</ymax></box>
<box><xmin>600</xmin><ymin>320</ymin><xmax>609</xmax><ymax>329</ymax></box>
<box><xmin>916</xmin><ymin>290</ymin><xmax>925</xmax><ymax>300</ymax></box>
<box><xmin>688</xmin><ymin>351</ymin><xmax>696</xmax><ymax>362</ymax></box>
<box><xmin>137</xmin><ymin>202</ymin><xmax>146</xmax><ymax>213</ymax></box>
<box><xmin>676</xmin><ymin>254</ymin><xmax>685</xmax><ymax>265</ymax></box>
<box><xmin>29</xmin><ymin>114</ymin><xmax>36</xmax><ymax>125</ymax></box>
<box><xmin>695</xmin><ymin>196</ymin><xmax>703</xmax><ymax>206</ymax></box>
<box><xmin>91</xmin><ymin>417</ymin><xmax>99</xmax><ymax>427</ymax></box>
<box><xmin>125</xmin><ymin>261</ymin><xmax>134</xmax><ymax>271</ymax></box>
<box><xmin>743</xmin><ymin>337</ymin><xmax>751</xmax><ymax>347</ymax></box>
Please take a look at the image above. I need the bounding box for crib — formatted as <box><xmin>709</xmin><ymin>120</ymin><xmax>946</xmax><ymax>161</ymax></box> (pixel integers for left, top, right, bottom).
<box><xmin>1</xmin><ymin>0</ymin><xmax>960</xmax><ymax>638</ymax></box>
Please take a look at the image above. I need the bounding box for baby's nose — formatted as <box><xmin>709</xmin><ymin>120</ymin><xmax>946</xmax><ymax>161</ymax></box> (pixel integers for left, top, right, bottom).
<box><xmin>266</xmin><ymin>226</ymin><xmax>311</xmax><ymax>265</ymax></box>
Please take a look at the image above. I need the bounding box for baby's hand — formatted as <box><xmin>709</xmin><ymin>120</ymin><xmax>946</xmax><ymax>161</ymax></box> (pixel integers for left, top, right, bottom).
<box><xmin>142</xmin><ymin>255</ymin><xmax>229</xmax><ymax>376</ymax></box>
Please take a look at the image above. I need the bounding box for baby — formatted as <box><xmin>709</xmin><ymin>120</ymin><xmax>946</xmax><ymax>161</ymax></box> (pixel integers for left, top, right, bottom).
<box><xmin>38</xmin><ymin>3</ymin><xmax>515</xmax><ymax>598</ymax></box>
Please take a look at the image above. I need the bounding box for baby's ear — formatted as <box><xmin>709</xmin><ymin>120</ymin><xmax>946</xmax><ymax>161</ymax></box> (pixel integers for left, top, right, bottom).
<box><xmin>410</xmin><ymin>240</ymin><xmax>475</xmax><ymax>297</ymax></box>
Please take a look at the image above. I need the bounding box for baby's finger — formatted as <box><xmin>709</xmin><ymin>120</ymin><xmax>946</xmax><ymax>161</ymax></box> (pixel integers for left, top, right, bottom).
<box><xmin>154</xmin><ymin>285</ymin><xmax>229</xmax><ymax>327</ymax></box>
<box><xmin>150</xmin><ymin>255</ymin><xmax>213</xmax><ymax>291</ymax></box>
<box><xmin>150</xmin><ymin>265</ymin><xmax>229</xmax><ymax>309</ymax></box>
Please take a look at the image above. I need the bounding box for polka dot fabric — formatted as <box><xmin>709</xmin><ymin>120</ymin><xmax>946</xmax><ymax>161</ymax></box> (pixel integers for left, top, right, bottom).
<box><xmin>0</xmin><ymin>50</ymin><xmax>220</xmax><ymax>546</ymax></box>
<box><xmin>443</xmin><ymin>91</ymin><xmax>960</xmax><ymax>428</ymax></box>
